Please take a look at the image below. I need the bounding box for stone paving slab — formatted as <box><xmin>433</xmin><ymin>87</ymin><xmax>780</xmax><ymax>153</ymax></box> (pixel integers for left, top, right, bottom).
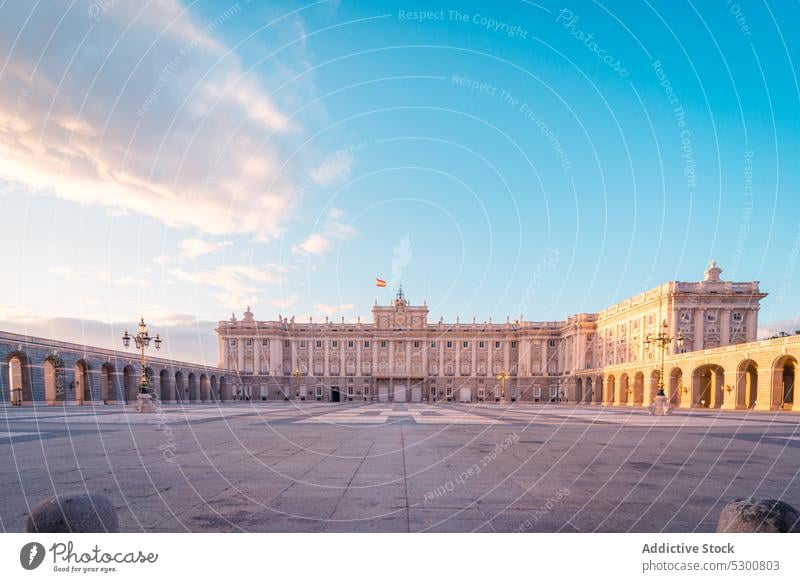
<box><xmin>1</xmin><ymin>403</ymin><xmax>799</xmax><ymax>532</ymax></box>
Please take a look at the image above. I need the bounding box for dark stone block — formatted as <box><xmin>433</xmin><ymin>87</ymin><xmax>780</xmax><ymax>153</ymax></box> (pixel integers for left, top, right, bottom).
<box><xmin>26</xmin><ymin>493</ymin><xmax>119</xmax><ymax>533</ymax></box>
<box><xmin>717</xmin><ymin>498</ymin><xmax>800</xmax><ymax>533</ymax></box>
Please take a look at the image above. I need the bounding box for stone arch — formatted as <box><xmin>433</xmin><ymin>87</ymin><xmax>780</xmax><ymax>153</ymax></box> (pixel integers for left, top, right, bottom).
<box><xmin>669</xmin><ymin>367</ymin><xmax>684</xmax><ymax>405</ymax></box>
<box><xmin>200</xmin><ymin>373</ymin><xmax>210</xmax><ymax>402</ymax></box>
<box><xmin>633</xmin><ymin>371</ymin><xmax>645</xmax><ymax>405</ymax></box>
<box><xmin>691</xmin><ymin>364</ymin><xmax>725</xmax><ymax>408</ymax></box>
<box><xmin>44</xmin><ymin>356</ymin><xmax>65</xmax><ymax>404</ymax></box>
<box><xmin>736</xmin><ymin>359</ymin><xmax>758</xmax><ymax>409</ymax></box>
<box><xmin>174</xmin><ymin>370</ymin><xmax>185</xmax><ymax>403</ymax></box>
<box><xmin>6</xmin><ymin>352</ymin><xmax>32</xmax><ymax>404</ymax></box>
<box><xmin>219</xmin><ymin>376</ymin><xmax>228</xmax><ymax>401</ymax></box>
<box><xmin>585</xmin><ymin>377</ymin><xmax>593</xmax><ymax>403</ymax></box>
<box><xmin>605</xmin><ymin>375</ymin><xmax>615</xmax><ymax>404</ymax></box>
<box><xmin>74</xmin><ymin>359</ymin><xmax>92</xmax><ymax>403</ymax></box>
<box><xmin>575</xmin><ymin>377</ymin><xmax>583</xmax><ymax>403</ymax></box>
<box><xmin>594</xmin><ymin>375</ymin><xmax>603</xmax><ymax>403</ymax></box>
<box><xmin>619</xmin><ymin>373</ymin><xmax>629</xmax><ymax>405</ymax></box>
<box><xmin>123</xmin><ymin>365</ymin><xmax>138</xmax><ymax>403</ymax></box>
<box><xmin>771</xmin><ymin>355</ymin><xmax>796</xmax><ymax>409</ymax></box>
<box><xmin>188</xmin><ymin>372</ymin><xmax>198</xmax><ymax>402</ymax></box>
<box><xmin>100</xmin><ymin>363</ymin><xmax>115</xmax><ymax>402</ymax></box>
<box><xmin>159</xmin><ymin>369</ymin><xmax>172</xmax><ymax>402</ymax></box>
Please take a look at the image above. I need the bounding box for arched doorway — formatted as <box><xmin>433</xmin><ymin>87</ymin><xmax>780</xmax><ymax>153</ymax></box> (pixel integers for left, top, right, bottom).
<box><xmin>691</xmin><ymin>364</ymin><xmax>725</xmax><ymax>408</ymax></box>
<box><xmin>669</xmin><ymin>367</ymin><xmax>683</xmax><ymax>405</ymax></box>
<box><xmin>188</xmin><ymin>372</ymin><xmax>198</xmax><ymax>402</ymax></box>
<box><xmin>219</xmin><ymin>376</ymin><xmax>228</xmax><ymax>401</ymax></box>
<box><xmin>595</xmin><ymin>376</ymin><xmax>604</xmax><ymax>403</ymax></box>
<box><xmin>100</xmin><ymin>363</ymin><xmax>115</xmax><ymax>402</ymax></box>
<box><xmin>7</xmin><ymin>353</ymin><xmax>32</xmax><ymax>405</ymax></box>
<box><xmin>199</xmin><ymin>374</ymin><xmax>210</xmax><ymax>402</ymax></box>
<box><xmin>174</xmin><ymin>371</ymin><xmax>185</xmax><ymax>403</ymax></box>
<box><xmin>160</xmin><ymin>369</ymin><xmax>171</xmax><ymax>402</ymax></box>
<box><xmin>606</xmin><ymin>375</ymin><xmax>616</xmax><ymax>404</ymax></box>
<box><xmin>619</xmin><ymin>374</ymin><xmax>629</xmax><ymax>405</ymax></box>
<box><xmin>44</xmin><ymin>356</ymin><xmax>65</xmax><ymax>404</ymax></box>
<box><xmin>576</xmin><ymin>378</ymin><xmax>583</xmax><ymax>403</ymax></box>
<box><xmin>633</xmin><ymin>372</ymin><xmax>645</xmax><ymax>405</ymax></box>
<box><xmin>74</xmin><ymin>360</ymin><xmax>92</xmax><ymax>403</ymax></box>
<box><xmin>123</xmin><ymin>365</ymin><xmax>138</xmax><ymax>403</ymax></box>
<box><xmin>772</xmin><ymin>355</ymin><xmax>796</xmax><ymax>409</ymax></box>
<box><xmin>736</xmin><ymin>360</ymin><xmax>758</xmax><ymax>409</ymax></box>
<box><xmin>585</xmin><ymin>377</ymin><xmax>593</xmax><ymax>403</ymax></box>
<box><xmin>210</xmin><ymin>376</ymin><xmax>218</xmax><ymax>401</ymax></box>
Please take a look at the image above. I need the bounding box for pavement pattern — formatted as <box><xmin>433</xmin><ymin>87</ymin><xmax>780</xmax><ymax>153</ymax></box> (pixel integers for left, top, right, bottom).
<box><xmin>1</xmin><ymin>402</ymin><xmax>799</xmax><ymax>532</ymax></box>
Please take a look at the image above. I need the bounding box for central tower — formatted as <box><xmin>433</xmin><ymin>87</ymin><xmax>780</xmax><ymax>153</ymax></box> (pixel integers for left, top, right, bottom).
<box><xmin>372</xmin><ymin>286</ymin><xmax>429</xmax><ymax>330</ymax></box>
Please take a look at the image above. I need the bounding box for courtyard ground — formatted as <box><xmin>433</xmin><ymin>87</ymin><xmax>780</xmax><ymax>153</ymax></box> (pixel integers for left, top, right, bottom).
<box><xmin>1</xmin><ymin>402</ymin><xmax>798</xmax><ymax>532</ymax></box>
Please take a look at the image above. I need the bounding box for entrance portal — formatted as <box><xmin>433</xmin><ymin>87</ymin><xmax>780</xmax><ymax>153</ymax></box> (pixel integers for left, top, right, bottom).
<box><xmin>393</xmin><ymin>383</ymin><xmax>406</xmax><ymax>402</ymax></box>
<box><xmin>378</xmin><ymin>383</ymin><xmax>389</xmax><ymax>403</ymax></box>
<box><xmin>331</xmin><ymin>387</ymin><xmax>340</xmax><ymax>402</ymax></box>
<box><xmin>411</xmin><ymin>384</ymin><xmax>422</xmax><ymax>402</ymax></box>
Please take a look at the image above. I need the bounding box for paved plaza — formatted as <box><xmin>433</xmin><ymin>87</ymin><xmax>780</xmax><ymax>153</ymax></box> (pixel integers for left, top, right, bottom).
<box><xmin>1</xmin><ymin>402</ymin><xmax>799</xmax><ymax>532</ymax></box>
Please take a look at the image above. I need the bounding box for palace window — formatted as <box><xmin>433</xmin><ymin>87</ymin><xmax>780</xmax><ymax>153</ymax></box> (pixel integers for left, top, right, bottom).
<box><xmin>511</xmin><ymin>341</ymin><xmax>517</xmax><ymax>348</ymax></box>
<box><xmin>733</xmin><ymin>312</ymin><xmax>743</xmax><ymax>322</ymax></box>
<box><xmin>362</xmin><ymin>362</ymin><xmax>371</xmax><ymax>375</ymax></box>
<box><xmin>262</xmin><ymin>339</ymin><xmax>268</xmax><ymax>346</ymax></box>
<box><xmin>246</xmin><ymin>339</ymin><xmax>252</xmax><ymax>347</ymax></box>
<box><xmin>462</xmin><ymin>341</ymin><xmax>469</xmax><ymax>348</ymax></box>
<box><xmin>706</xmin><ymin>312</ymin><xmax>717</xmax><ymax>322</ymax></box>
<box><xmin>332</xmin><ymin>341</ymin><xmax>339</xmax><ymax>348</ymax></box>
<box><xmin>316</xmin><ymin>340</ymin><xmax>322</xmax><ymax>348</ymax></box>
<box><xmin>680</xmin><ymin>311</ymin><xmax>691</xmax><ymax>322</ymax></box>
<box><xmin>495</xmin><ymin>341</ymin><xmax>501</xmax><ymax>349</ymax></box>
<box><xmin>430</xmin><ymin>341</ymin><xmax>437</xmax><ymax>348</ymax></box>
<box><xmin>380</xmin><ymin>341</ymin><xmax>387</xmax><ymax>349</ymax></box>
<box><xmin>364</xmin><ymin>385</ymin><xmax>370</xmax><ymax>396</ymax></box>
<box><xmin>283</xmin><ymin>340</ymin><xmax>290</xmax><ymax>348</ymax></box>
<box><xmin>479</xmin><ymin>341</ymin><xmax>485</xmax><ymax>349</ymax></box>
<box><xmin>300</xmin><ymin>340</ymin><xmax>306</xmax><ymax>348</ymax></box>
<box><xmin>548</xmin><ymin>339</ymin><xmax>556</xmax><ymax>348</ymax></box>
<box><xmin>347</xmin><ymin>340</ymin><xmax>354</xmax><ymax>348</ymax></box>
<box><xmin>315</xmin><ymin>363</ymin><xmax>323</xmax><ymax>375</ymax></box>
<box><xmin>413</xmin><ymin>341</ymin><xmax>420</xmax><ymax>348</ymax></box>
<box><xmin>446</xmin><ymin>341</ymin><xmax>453</xmax><ymax>349</ymax></box>
<box><xmin>229</xmin><ymin>339</ymin><xmax>237</xmax><ymax>347</ymax></box>
<box><xmin>364</xmin><ymin>340</ymin><xmax>371</xmax><ymax>348</ymax></box>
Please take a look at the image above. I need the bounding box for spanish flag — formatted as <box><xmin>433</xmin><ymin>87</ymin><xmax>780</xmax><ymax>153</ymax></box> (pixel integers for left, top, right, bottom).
<box><xmin>375</xmin><ymin>278</ymin><xmax>387</xmax><ymax>287</ymax></box>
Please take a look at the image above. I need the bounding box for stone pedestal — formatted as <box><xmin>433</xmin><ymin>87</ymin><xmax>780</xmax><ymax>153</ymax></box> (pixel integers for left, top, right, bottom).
<box><xmin>648</xmin><ymin>394</ymin><xmax>672</xmax><ymax>416</ymax></box>
<box><xmin>135</xmin><ymin>393</ymin><xmax>155</xmax><ymax>413</ymax></box>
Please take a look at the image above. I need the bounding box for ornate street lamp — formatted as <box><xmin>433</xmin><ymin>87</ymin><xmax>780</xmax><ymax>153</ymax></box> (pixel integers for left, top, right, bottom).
<box><xmin>496</xmin><ymin>368</ymin><xmax>510</xmax><ymax>402</ymax></box>
<box><xmin>122</xmin><ymin>318</ymin><xmax>161</xmax><ymax>395</ymax></box>
<box><xmin>644</xmin><ymin>320</ymin><xmax>683</xmax><ymax>415</ymax></box>
<box><xmin>291</xmin><ymin>368</ymin><xmax>302</xmax><ymax>399</ymax></box>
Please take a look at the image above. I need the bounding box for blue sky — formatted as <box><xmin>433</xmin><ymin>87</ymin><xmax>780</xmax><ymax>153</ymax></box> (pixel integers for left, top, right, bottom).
<box><xmin>0</xmin><ymin>0</ymin><xmax>798</xmax><ymax>364</ymax></box>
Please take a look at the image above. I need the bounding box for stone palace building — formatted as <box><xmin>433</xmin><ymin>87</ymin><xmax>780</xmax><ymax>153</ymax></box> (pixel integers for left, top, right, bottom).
<box><xmin>215</xmin><ymin>262</ymin><xmax>799</xmax><ymax>411</ymax></box>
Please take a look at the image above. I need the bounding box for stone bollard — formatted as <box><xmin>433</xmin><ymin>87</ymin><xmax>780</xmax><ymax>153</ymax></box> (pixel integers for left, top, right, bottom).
<box><xmin>26</xmin><ymin>493</ymin><xmax>119</xmax><ymax>533</ymax></box>
<box><xmin>717</xmin><ymin>498</ymin><xmax>800</xmax><ymax>533</ymax></box>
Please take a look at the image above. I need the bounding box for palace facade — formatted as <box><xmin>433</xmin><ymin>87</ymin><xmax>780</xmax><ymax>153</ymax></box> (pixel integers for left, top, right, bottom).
<box><xmin>215</xmin><ymin>262</ymin><xmax>796</xmax><ymax>410</ymax></box>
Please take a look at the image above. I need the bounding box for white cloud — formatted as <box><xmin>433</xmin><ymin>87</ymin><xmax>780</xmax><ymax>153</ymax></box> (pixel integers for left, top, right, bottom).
<box><xmin>170</xmin><ymin>264</ymin><xmax>287</xmax><ymax>310</ymax></box>
<box><xmin>293</xmin><ymin>233</ymin><xmax>331</xmax><ymax>256</ymax></box>
<box><xmin>49</xmin><ymin>265</ymin><xmax>150</xmax><ymax>288</ymax></box>
<box><xmin>291</xmin><ymin>208</ymin><xmax>355</xmax><ymax>256</ymax></box>
<box><xmin>314</xmin><ymin>303</ymin><xmax>355</xmax><ymax>315</ymax></box>
<box><xmin>0</xmin><ymin>1</ymin><xmax>305</xmax><ymax>237</ymax></box>
<box><xmin>178</xmin><ymin>237</ymin><xmax>232</xmax><ymax>259</ymax></box>
<box><xmin>271</xmin><ymin>294</ymin><xmax>300</xmax><ymax>309</ymax></box>
<box><xmin>310</xmin><ymin>151</ymin><xmax>354</xmax><ymax>187</ymax></box>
